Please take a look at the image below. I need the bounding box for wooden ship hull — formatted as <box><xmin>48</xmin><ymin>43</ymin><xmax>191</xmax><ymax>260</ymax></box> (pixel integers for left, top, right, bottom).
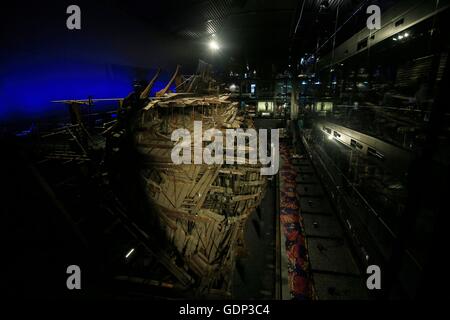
<box><xmin>53</xmin><ymin>63</ymin><xmax>268</xmax><ymax>297</ymax></box>
<box><xmin>134</xmin><ymin>94</ymin><xmax>268</xmax><ymax>296</ymax></box>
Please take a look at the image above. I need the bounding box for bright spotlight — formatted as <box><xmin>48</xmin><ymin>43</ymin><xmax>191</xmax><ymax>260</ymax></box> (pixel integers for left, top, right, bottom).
<box><xmin>398</xmin><ymin>35</ymin><xmax>404</xmax><ymax>40</ymax></box>
<box><xmin>209</xmin><ymin>40</ymin><xmax>220</xmax><ymax>51</ymax></box>
<box><xmin>125</xmin><ymin>248</ymin><xmax>135</xmax><ymax>259</ymax></box>
<box><xmin>404</xmin><ymin>32</ymin><xmax>409</xmax><ymax>37</ymax></box>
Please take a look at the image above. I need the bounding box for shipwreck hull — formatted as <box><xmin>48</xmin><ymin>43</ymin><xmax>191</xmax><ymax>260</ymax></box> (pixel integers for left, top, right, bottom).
<box><xmin>134</xmin><ymin>94</ymin><xmax>267</xmax><ymax>295</ymax></box>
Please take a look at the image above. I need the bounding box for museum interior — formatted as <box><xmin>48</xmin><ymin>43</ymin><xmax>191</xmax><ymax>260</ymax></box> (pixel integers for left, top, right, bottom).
<box><xmin>1</xmin><ymin>0</ymin><xmax>450</xmax><ymax>300</ymax></box>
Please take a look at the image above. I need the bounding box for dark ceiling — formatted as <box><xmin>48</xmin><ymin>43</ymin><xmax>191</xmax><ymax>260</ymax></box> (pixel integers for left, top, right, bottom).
<box><xmin>114</xmin><ymin>0</ymin><xmax>395</xmax><ymax>72</ymax></box>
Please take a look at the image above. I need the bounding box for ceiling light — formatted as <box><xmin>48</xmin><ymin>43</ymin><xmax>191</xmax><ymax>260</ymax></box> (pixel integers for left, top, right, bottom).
<box><xmin>125</xmin><ymin>248</ymin><xmax>135</xmax><ymax>259</ymax></box>
<box><xmin>398</xmin><ymin>35</ymin><xmax>404</xmax><ymax>39</ymax></box>
<box><xmin>404</xmin><ymin>32</ymin><xmax>409</xmax><ymax>37</ymax></box>
<box><xmin>209</xmin><ymin>40</ymin><xmax>220</xmax><ymax>51</ymax></box>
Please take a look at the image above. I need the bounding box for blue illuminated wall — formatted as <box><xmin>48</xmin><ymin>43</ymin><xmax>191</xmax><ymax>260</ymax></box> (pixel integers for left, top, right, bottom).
<box><xmin>0</xmin><ymin>57</ymin><xmax>173</xmax><ymax>120</ymax></box>
<box><xmin>0</xmin><ymin>1</ymin><xmax>197</xmax><ymax>122</ymax></box>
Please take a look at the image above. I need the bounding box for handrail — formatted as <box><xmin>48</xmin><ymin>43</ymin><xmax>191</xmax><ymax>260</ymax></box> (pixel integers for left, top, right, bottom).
<box><xmin>302</xmin><ymin>133</ymin><xmax>397</xmax><ymax>240</ymax></box>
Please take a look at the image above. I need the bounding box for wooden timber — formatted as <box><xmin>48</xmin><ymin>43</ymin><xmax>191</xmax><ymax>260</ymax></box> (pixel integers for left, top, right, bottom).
<box><xmin>134</xmin><ymin>93</ymin><xmax>268</xmax><ymax>296</ymax></box>
<box><xmin>56</xmin><ymin>63</ymin><xmax>268</xmax><ymax>297</ymax></box>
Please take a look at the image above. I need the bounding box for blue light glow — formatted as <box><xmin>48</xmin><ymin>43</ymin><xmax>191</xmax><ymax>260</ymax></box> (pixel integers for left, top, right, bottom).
<box><xmin>0</xmin><ymin>58</ymin><xmax>174</xmax><ymax>121</ymax></box>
